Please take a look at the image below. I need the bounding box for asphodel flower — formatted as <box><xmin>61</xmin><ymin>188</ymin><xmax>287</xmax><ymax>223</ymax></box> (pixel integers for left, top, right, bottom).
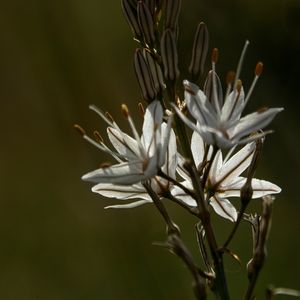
<box><xmin>171</xmin><ymin>131</ymin><xmax>281</xmax><ymax>221</ymax></box>
<box><xmin>82</xmin><ymin>100</ymin><xmax>173</xmax><ymax>186</ymax></box>
<box><xmin>175</xmin><ymin>42</ymin><xmax>283</xmax><ymax>148</ymax></box>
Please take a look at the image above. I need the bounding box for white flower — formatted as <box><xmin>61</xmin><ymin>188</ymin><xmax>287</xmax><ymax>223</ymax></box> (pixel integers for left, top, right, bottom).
<box><xmin>174</xmin><ymin>43</ymin><xmax>283</xmax><ymax>148</ymax></box>
<box><xmin>91</xmin><ymin>123</ymin><xmax>177</xmax><ymax>209</ymax></box>
<box><xmin>172</xmin><ymin>131</ymin><xmax>281</xmax><ymax>222</ymax></box>
<box><xmin>81</xmin><ymin>100</ymin><xmax>175</xmax><ymax>207</ymax></box>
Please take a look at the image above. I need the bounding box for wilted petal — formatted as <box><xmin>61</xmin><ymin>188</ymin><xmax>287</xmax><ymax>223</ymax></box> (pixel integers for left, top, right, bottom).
<box><xmin>210</xmin><ymin>196</ymin><xmax>238</xmax><ymax>222</ymax></box>
<box><xmin>232</xmin><ymin>107</ymin><xmax>284</xmax><ymax>141</ymax></box>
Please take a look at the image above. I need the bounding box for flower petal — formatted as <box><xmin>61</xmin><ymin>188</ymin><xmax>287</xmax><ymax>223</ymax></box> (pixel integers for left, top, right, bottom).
<box><xmin>191</xmin><ymin>129</ymin><xmax>205</xmax><ymax>168</ymax></box>
<box><xmin>82</xmin><ymin>160</ymin><xmax>144</xmax><ymax>184</ymax></box>
<box><xmin>107</xmin><ymin>127</ymin><xmax>139</xmax><ymax>159</ymax></box>
<box><xmin>210</xmin><ymin>196</ymin><xmax>237</xmax><ymax>222</ymax></box>
<box><xmin>92</xmin><ymin>182</ymin><xmax>150</xmax><ymax>200</ymax></box>
<box><xmin>232</xmin><ymin>107</ymin><xmax>283</xmax><ymax>141</ymax></box>
<box><xmin>142</xmin><ymin>100</ymin><xmax>163</xmax><ymax>151</ymax></box>
<box><xmin>105</xmin><ymin>199</ymin><xmax>152</xmax><ymax>209</ymax></box>
<box><xmin>222</xmin><ymin>177</ymin><xmax>281</xmax><ymax>198</ymax></box>
<box><xmin>215</xmin><ymin>142</ymin><xmax>255</xmax><ymax>186</ymax></box>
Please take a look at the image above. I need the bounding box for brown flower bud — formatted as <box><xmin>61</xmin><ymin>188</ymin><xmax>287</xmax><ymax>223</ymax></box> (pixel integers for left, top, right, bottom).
<box><xmin>189</xmin><ymin>22</ymin><xmax>209</xmax><ymax>78</ymax></box>
<box><xmin>121</xmin><ymin>0</ymin><xmax>142</xmax><ymax>39</ymax></box>
<box><xmin>137</xmin><ymin>1</ymin><xmax>156</xmax><ymax>46</ymax></box>
<box><xmin>134</xmin><ymin>48</ymin><xmax>156</xmax><ymax>102</ymax></box>
<box><xmin>161</xmin><ymin>29</ymin><xmax>180</xmax><ymax>81</ymax></box>
<box><xmin>164</xmin><ymin>0</ymin><xmax>181</xmax><ymax>30</ymax></box>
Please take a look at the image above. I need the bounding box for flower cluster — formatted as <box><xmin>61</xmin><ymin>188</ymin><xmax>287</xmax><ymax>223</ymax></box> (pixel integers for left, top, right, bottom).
<box><xmin>77</xmin><ymin>1</ymin><xmax>285</xmax><ymax>299</ymax></box>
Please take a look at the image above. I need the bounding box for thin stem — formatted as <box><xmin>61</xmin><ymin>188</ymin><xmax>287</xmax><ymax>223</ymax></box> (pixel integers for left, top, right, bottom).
<box><xmin>143</xmin><ymin>181</ymin><xmax>207</xmax><ymax>299</ymax></box>
<box><xmin>221</xmin><ymin>207</ymin><xmax>246</xmax><ymax>250</ymax></box>
<box><xmin>185</xmin><ymin>161</ymin><xmax>230</xmax><ymax>300</ymax></box>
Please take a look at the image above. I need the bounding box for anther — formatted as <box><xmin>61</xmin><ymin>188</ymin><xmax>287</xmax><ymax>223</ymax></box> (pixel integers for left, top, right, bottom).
<box><xmin>138</xmin><ymin>102</ymin><xmax>145</xmax><ymax>116</ymax></box>
<box><xmin>236</xmin><ymin>79</ymin><xmax>242</xmax><ymax>93</ymax></box>
<box><xmin>121</xmin><ymin>104</ymin><xmax>130</xmax><ymax>119</ymax></box>
<box><xmin>74</xmin><ymin>124</ymin><xmax>86</xmax><ymax>136</ymax></box>
<box><xmin>226</xmin><ymin>71</ymin><xmax>235</xmax><ymax>85</ymax></box>
<box><xmin>99</xmin><ymin>162</ymin><xmax>113</xmax><ymax>169</ymax></box>
<box><xmin>257</xmin><ymin>106</ymin><xmax>269</xmax><ymax>114</ymax></box>
<box><xmin>211</xmin><ymin>48</ymin><xmax>219</xmax><ymax>64</ymax></box>
<box><xmin>255</xmin><ymin>62</ymin><xmax>264</xmax><ymax>77</ymax></box>
<box><xmin>93</xmin><ymin>130</ymin><xmax>104</xmax><ymax>143</ymax></box>
<box><xmin>105</xmin><ymin>112</ymin><xmax>115</xmax><ymax>123</ymax></box>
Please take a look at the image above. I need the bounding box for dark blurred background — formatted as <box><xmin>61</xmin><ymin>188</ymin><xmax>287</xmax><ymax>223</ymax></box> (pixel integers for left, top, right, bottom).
<box><xmin>0</xmin><ymin>0</ymin><xmax>299</xmax><ymax>299</ymax></box>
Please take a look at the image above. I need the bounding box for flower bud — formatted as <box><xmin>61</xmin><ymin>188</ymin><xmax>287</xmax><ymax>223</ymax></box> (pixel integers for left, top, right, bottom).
<box><xmin>134</xmin><ymin>48</ymin><xmax>156</xmax><ymax>102</ymax></box>
<box><xmin>144</xmin><ymin>49</ymin><xmax>165</xmax><ymax>95</ymax></box>
<box><xmin>121</xmin><ymin>0</ymin><xmax>142</xmax><ymax>39</ymax></box>
<box><xmin>164</xmin><ymin>0</ymin><xmax>181</xmax><ymax>30</ymax></box>
<box><xmin>189</xmin><ymin>22</ymin><xmax>209</xmax><ymax>78</ymax></box>
<box><xmin>137</xmin><ymin>1</ymin><xmax>156</xmax><ymax>46</ymax></box>
<box><xmin>161</xmin><ymin>29</ymin><xmax>180</xmax><ymax>81</ymax></box>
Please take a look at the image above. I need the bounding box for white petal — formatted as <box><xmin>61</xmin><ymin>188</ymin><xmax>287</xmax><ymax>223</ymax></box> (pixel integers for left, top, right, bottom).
<box><xmin>105</xmin><ymin>199</ymin><xmax>152</xmax><ymax>209</ymax></box>
<box><xmin>171</xmin><ymin>184</ymin><xmax>197</xmax><ymax>207</ymax></box>
<box><xmin>159</xmin><ymin>115</ymin><xmax>174</xmax><ymax>169</ymax></box>
<box><xmin>215</xmin><ymin>142</ymin><xmax>255</xmax><ymax>186</ymax></box>
<box><xmin>161</xmin><ymin>124</ymin><xmax>177</xmax><ymax>178</ymax></box>
<box><xmin>107</xmin><ymin>127</ymin><xmax>139</xmax><ymax>159</ymax></box>
<box><xmin>92</xmin><ymin>182</ymin><xmax>150</xmax><ymax>200</ymax></box>
<box><xmin>82</xmin><ymin>160</ymin><xmax>144</xmax><ymax>184</ymax></box>
<box><xmin>142</xmin><ymin>100</ymin><xmax>163</xmax><ymax>150</ymax></box>
<box><xmin>209</xmin><ymin>150</ymin><xmax>223</xmax><ymax>182</ymax></box>
<box><xmin>232</xmin><ymin>107</ymin><xmax>284</xmax><ymax>140</ymax></box>
<box><xmin>210</xmin><ymin>196</ymin><xmax>237</xmax><ymax>222</ymax></box>
<box><xmin>222</xmin><ymin>177</ymin><xmax>281</xmax><ymax>198</ymax></box>
<box><xmin>221</xmin><ymin>87</ymin><xmax>245</xmax><ymax>124</ymax></box>
<box><xmin>191</xmin><ymin>130</ymin><xmax>205</xmax><ymax>167</ymax></box>
<box><xmin>183</xmin><ymin>80</ymin><xmax>217</xmax><ymax>127</ymax></box>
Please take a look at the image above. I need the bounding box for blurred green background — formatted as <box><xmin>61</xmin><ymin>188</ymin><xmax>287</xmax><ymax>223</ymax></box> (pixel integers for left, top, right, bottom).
<box><xmin>0</xmin><ymin>0</ymin><xmax>299</xmax><ymax>299</ymax></box>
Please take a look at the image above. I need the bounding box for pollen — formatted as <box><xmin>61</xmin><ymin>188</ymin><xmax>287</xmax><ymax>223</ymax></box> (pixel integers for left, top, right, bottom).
<box><xmin>255</xmin><ymin>62</ymin><xmax>263</xmax><ymax>77</ymax></box>
<box><xmin>121</xmin><ymin>104</ymin><xmax>130</xmax><ymax>119</ymax></box>
<box><xmin>212</xmin><ymin>48</ymin><xmax>219</xmax><ymax>64</ymax></box>
<box><xmin>74</xmin><ymin>124</ymin><xmax>86</xmax><ymax>136</ymax></box>
<box><xmin>93</xmin><ymin>130</ymin><xmax>104</xmax><ymax>143</ymax></box>
<box><xmin>226</xmin><ymin>71</ymin><xmax>235</xmax><ymax>85</ymax></box>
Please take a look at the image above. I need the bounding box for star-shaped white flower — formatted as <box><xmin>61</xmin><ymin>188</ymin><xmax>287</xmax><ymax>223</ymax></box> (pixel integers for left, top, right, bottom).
<box><xmin>82</xmin><ymin>100</ymin><xmax>174</xmax><ymax>189</ymax></box>
<box><xmin>172</xmin><ymin>131</ymin><xmax>281</xmax><ymax>221</ymax></box>
<box><xmin>91</xmin><ymin>123</ymin><xmax>177</xmax><ymax>209</ymax></box>
<box><xmin>175</xmin><ymin>43</ymin><xmax>283</xmax><ymax>148</ymax></box>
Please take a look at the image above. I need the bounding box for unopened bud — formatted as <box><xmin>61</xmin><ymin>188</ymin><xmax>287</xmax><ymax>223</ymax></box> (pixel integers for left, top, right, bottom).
<box><xmin>161</xmin><ymin>29</ymin><xmax>180</xmax><ymax>81</ymax></box>
<box><xmin>137</xmin><ymin>1</ymin><xmax>155</xmax><ymax>46</ymax></box>
<box><xmin>189</xmin><ymin>22</ymin><xmax>209</xmax><ymax>78</ymax></box>
<box><xmin>145</xmin><ymin>0</ymin><xmax>156</xmax><ymax>16</ymax></box>
<box><xmin>134</xmin><ymin>48</ymin><xmax>156</xmax><ymax>102</ymax></box>
<box><xmin>144</xmin><ymin>49</ymin><xmax>165</xmax><ymax>94</ymax></box>
<box><xmin>164</xmin><ymin>0</ymin><xmax>181</xmax><ymax>30</ymax></box>
<box><xmin>121</xmin><ymin>0</ymin><xmax>142</xmax><ymax>39</ymax></box>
